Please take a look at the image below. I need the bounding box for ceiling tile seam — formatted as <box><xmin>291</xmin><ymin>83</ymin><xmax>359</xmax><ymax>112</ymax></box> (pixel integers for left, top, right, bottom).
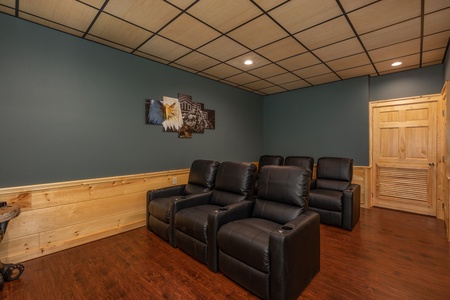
<box><xmin>132</xmin><ymin>1</ymin><xmax>200</xmax><ymax>54</ymax></box>
<box><xmin>261</xmin><ymin>23</ymin><xmax>337</xmax><ymax>84</ymax></box>
<box><xmin>248</xmin><ymin>0</ymin><xmax>340</xmax><ymax>84</ymax></box>
<box><xmin>419</xmin><ymin>0</ymin><xmax>425</xmax><ymax>67</ymax></box>
<box><xmin>335</xmin><ymin>0</ymin><xmax>379</xmax><ymax>76</ymax></box>
<box><xmin>82</xmin><ymin>0</ymin><xmax>110</xmax><ymax>39</ymax></box>
<box><xmin>163</xmin><ymin>0</ymin><xmax>199</xmax><ymax>11</ymax></box>
<box><xmin>341</xmin><ymin>0</ymin><xmax>382</xmax><ymax>14</ymax></box>
<box><xmin>14</xmin><ymin>0</ymin><xmax>18</xmax><ymax>17</ymax></box>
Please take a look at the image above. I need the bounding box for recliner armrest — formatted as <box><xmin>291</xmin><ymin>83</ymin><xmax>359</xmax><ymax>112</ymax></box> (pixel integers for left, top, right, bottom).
<box><xmin>270</xmin><ymin>211</ymin><xmax>320</xmax><ymax>300</ymax></box>
<box><xmin>342</xmin><ymin>184</ymin><xmax>361</xmax><ymax>230</ymax></box>
<box><xmin>207</xmin><ymin>200</ymin><xmax>255</xmax><ymax>272</ymax></box>
<box><xmin>172</xmin><ymin>191</ymin><xmax>213</xmax><ymax>212</ymax></box>
<box><xmin>147</xmin><ymin>185</ymin><xmax>187</xmax><ymax>201</ymax></box>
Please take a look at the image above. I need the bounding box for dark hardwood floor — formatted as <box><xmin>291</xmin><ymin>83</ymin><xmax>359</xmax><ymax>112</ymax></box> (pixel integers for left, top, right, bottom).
<box><xmin>2</xmin><ymin>208</ymin><xmax>450</xmax><ymax>300</ymax></box>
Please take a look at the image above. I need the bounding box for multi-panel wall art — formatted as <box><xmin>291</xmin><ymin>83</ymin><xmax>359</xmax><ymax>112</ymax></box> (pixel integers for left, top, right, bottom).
<box><xmin>145</xmin><ymin>93</ymin><xmax>215</xmax><ymax>138</ymax></box>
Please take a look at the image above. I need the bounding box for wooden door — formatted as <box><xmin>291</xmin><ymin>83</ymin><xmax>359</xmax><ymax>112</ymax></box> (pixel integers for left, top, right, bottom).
<box><xmin>371</xmin><ymin>96</ymin><xmax>439</xmax><ymax>216</ymax></box>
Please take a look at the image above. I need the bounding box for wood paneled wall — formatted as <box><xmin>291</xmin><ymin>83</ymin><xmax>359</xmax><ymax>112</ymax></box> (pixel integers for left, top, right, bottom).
<box><xmin>0</xmin><ymin>170</ymin><xmax>189</xmax><ymax>263</ymax></box>
<box><xmin>0</xmin><ymin>165</ymin><xmax>371</xmax><ymax>263</ymax></box>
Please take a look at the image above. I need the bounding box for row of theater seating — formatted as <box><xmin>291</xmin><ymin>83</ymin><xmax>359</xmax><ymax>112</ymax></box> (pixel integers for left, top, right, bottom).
<box><xmin>257</xmin><ymin>155</ymin><xmax>361</xmax><ymax>231</ymax></box>
<box><xmin>146</xmin><ymin>160</ymin><xmax>319</xmax><ymax>300</ymax></box>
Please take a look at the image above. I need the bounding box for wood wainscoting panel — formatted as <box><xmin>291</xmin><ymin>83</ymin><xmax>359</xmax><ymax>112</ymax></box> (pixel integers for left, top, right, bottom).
<box><xmin>0</xmin><ymin>169</ymin><xmax>189</xmax><ymax>263</ymax></box>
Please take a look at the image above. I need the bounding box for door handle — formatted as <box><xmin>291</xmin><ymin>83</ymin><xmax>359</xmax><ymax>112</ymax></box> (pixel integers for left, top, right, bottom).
<box><xmin>429</xmin><ymin>162</ymin><xmax>435</xmax><ymax>167</ymax></box>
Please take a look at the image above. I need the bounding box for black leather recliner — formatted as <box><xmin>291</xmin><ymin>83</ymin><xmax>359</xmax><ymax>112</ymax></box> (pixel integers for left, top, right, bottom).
<box><xmin>284</xmin><ymin>156</ymin><xmax>314</xmax><ymax>173</ymax></box>
<box><xmin>217</xmin><ymin>165</ymin><xmax>320</xmax><ymax>300</ymax></box>
<box><xmin>308</xmin><ymin>157</ymin><xmax>360</xmax><ymax>231</ymax></box>
<box><xmin>146</xmin><ymin>159</ymin><xmax>220</xmax><ymax>246</ymax></box>
<box><xmin>258</xmin><ymin>155</ymin><xmax>284</xmax><ymax>171</ymax></box>
<box><xmin>173</xmin><ymin>161</ymin><xmax>256</xmax><ymax>271</ymax></box>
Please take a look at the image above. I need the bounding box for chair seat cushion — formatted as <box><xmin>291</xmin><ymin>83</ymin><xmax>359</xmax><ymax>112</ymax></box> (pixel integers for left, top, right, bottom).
<box><xmin>309</xmin><ymin>189</ymin><xmax>343</xmax><ymax>212</ymax></box>
<box><xmin>175</xmin><ymin>204</ymin><xmax>220</xmax><ymax>243</ymax></box>
<box><xmin>148</xmin><ymin>196</ymin><xmax>177</xmax><ymax>223</ymax></box>
<box><xmin>217</xmin><ymin>218</ymin><xmax>280</xmax><ymax>273</ymax></box>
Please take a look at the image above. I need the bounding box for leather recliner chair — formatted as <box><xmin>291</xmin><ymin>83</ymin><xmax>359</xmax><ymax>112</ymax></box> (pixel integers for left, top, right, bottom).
<box><xmin>308</xmin><ymin>157</ymin><xmax>360</xmax><ymax>231</ymax></box>
<box><xmin>284</xmin><ymin>156</ymin><xmax>314</xmax><ymax>173</ymax></box>
<box><xmin>173</xmin><ymin>161</ymin><xmax>256</xmax><ymax>271</ymax></box>
<box><xmin>146</xmin><ymin>159</ymin><xmax>220</xmax><ymax>246</ymax></box>
<box><xmin>217</xmin><ymin>165</ymin><xmax>320</xmax><ymax>300</ymax></box>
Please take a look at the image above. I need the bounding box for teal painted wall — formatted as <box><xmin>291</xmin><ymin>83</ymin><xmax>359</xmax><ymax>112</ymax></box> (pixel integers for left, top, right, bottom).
<box><xmin>263</xmin><ymin>76</ymin><xmax>370</xmax><ymax>165</ymax></box>
<box><xmin>0</xmin><ymin>14</ymin><xmax>263</xmax><ymax>188</ymax></box>
<box><xmin>263</xmin><ymin>65</ymin><xmax>444</xmax><ymax>166</ymax></box>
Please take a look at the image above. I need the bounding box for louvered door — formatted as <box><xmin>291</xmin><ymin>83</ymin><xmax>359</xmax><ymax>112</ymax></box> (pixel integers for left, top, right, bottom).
<box><xmin>371</xmin><ymin>96</ymin><xmax>438</xmax><ymax>216</ymax></box>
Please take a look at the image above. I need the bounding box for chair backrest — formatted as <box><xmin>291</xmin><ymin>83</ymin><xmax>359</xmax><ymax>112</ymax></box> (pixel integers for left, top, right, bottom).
<box><xmin>211</xmin><ymin>161</ymin><xmax>257</xmax><ymax>206</ymax></box>
<box><xmin>315</xmin><ymin>157</ymin><xmax>353</xmax><ymax>191</ymax></box>
<box><xmin>258</xmin><ymin>155</ymin><xmax>284</xmax><ymax>171</ymax></box>
<box><xmin>185</xmin><ymin>160</ymin><xmax>220</xmax><ymax>194</ymax></box>
<box><xmin>253</xmin><ymin>165</ymin><xmax>311</xmax><ymax>224</ymax></box>
<box><xmin>284</xmin><ymin>156</ymin><xmax>314</xmax><ymax>173</ymax></box>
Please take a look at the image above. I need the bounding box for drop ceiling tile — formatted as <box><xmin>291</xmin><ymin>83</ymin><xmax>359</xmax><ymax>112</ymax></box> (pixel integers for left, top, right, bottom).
<box><xmin>339</xmin><ymin>0</ymin><xmax>378</xmax><ymax>13</ymax></box>
<box><xmin>0</xmin><ymin>6</ymin><xmax>14</xmax><ymax>15</ymax></box>
<box><xmin>244</xmin><ymin>80</ymin><xmax>274</xmax><ymax>90</ymax></box>
<box><xmin>158</xmin><ymin>13</ymin><xmax>221</xmax><ymax>49</ymax></box>
<box><xmin>424</xmin><ymin>8</ymin><xmax>450</xmax><ymax>35</ymax></box>
<box><xmin>313</xmin><ymin>38</ymin><xmax>365</xmax><ymax>62</ymax></box>
<box><xmin>227</xmin><ymin>15</ymin><xmax>288</xmax><ymax>49</ymax></box>
<box><xmin>280</xmin><ymin>79</ymin><xmax>311</xmax><ymax>90</ymax></box>
<box><xmin>348</xmin><ymin>0</ymin><xmax>421</xmax><ymax>35</ymax></box>
<box><xmin>248</xmin><ymin>63</ymin><xmax>286</xmax><ymax>78</ymax></box>
<box><xmin>306</xmin><ymin>73</ymin><xmax>340</xmax><ymax>85</ymax></box>
<box><xmin>165</xmin><ymin>0</ymin><xmax>197</xmax><ymax>10</ymax></box>
<box><xmin>0</xmin><ymin>0</ymin><xmax>15</xmax><ymax>7</ymax></box>
<box><xmin>293</xmin><ymin>64</ymin><xmax>331</xmax><ymax>79</ymax></box>
<box><xmin>423</xmin><ymin>30</ymin><xmax>450</xmax><ymax>51</ymax></box>
<box><xmin>89</xmin><ymin>13</ymin><xmax>152</xmax><ymax>49</ymax></box>
<box><xmin>134</xmin><ymin>51</ymin><xmax>170</xmax><ymax>64</ymax></box>
<box><xmin>169</xmin><ymin>63</ymin><xmax>197</xmax><ymax>73</ymax></box>
<box><xmin>258</xmin><ymin>86</ymin><xmax>287</xmax><ymax>95</ymax></box>
<box><xmin>225</xmin><ymin>73</ymin><xmax>260</xmax><ymax>86</ymax></box>
<box><xmin>266</xmin><ymin>72</ymin><xmax>300</xmax><ymax>85</ymax></box>
<box><xmin>226</xmin><ymin>52</ymin><xmax>271</xmax><ymax>71</ymax></box>
<box><xmin>422</xmin><ymin>48</ymin><xmax>446</xmax><ymax>64</ymax></box>
<box><xmin>375</xmin><ymin>53</ymin><xmax>420</xmax><ymax>73</ymax></box>
<box><xmin>104</xmin><ymin>0</ymin><xmax>181</xmax><ymax>32</ymax></box>
<box><xmin>173</xmin><ymin>51</ymin><xmax>219</xmax><ymax>72</ymax></box>
<box><xmin>368</xmin><ymin>39</ymin><xmax>420</xmax><ymax>62</ymax></box>
<box><xmin>197</xmin><ymin>36</ymin><xmax>249</xmax><ymax>62</ymax></box>
<box><xmin>201</xmin><ymin>64</ymin><xmax>242</xmax><ymax>79</ymax></box>
<box><xmin>294</xmin><ymin>16</ymin><xmax>355</xmax><ymax>50</ymax></box>
<box><xmin>252</xmin><ymin>0</ymin><xmax>288</xmax><ymax>11</ymax></box>
<box><xmin>269</xmin><ymin>0</ymin><xmax>342</xmax><ymax>33</ymax></box>
<box><xmin>78</xmin><ymin>0</ymin><xmax>107</xmax><ymax>9</ymax></box>
<box><xmin>19</xmin><ymin>0</ymin><xmax>98</xmax><ymax>32</ymax></box>
<box><xmin>360</xmin><ymin>18</ymin><xmax>421</xmax><ymax>50</ymax></box>
<box><xmin>327</xmin><ymin>53</ymin><xmax>372</xmax><ymax>71</ymax></box>
<box><xmin>425</xmin><ymin>0</ymin><xmax>450</xmax><ymax>13</ymax></box>
<box><xmin>187</xmin><ymin>0</ymin><xmax>262</xmax><ymax>33</ymax></box>
<box><xmin>20</xmin><ymin>13</ymin><xmax>84</xmax><ymax>36</ymax></box>
<box><xmin>277</xmin><ymin>52</ymin><xmax>321</xmax><ymax>70</ymax></box>
<box><xmin>255</xmin><ymin>37</ymin><xmax>307</xmax><ymax>62</ymax></box>
<box><xmin>336</xmin><ymin>64</ymin><xmax>377</xmax><ymax>79</ymax></box>
<box><xmin>138</xmin><ymin>35</ymin><xmax>191</xmax><ymax>62</ymax></box>
<box><xmin>86</xmin><ymin>34</ymin><xmax>134</xmax><ymax>52</ymax></box>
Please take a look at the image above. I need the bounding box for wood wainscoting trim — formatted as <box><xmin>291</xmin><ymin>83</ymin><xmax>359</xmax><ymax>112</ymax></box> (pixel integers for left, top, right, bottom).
<box><xmin>0</xmin><ymin>169</ymin><xmax>190</xmax><ymax>263</ymax></box>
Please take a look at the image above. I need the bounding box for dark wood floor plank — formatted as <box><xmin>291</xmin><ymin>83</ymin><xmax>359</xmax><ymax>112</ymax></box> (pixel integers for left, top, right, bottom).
<box><xmin>1</xmin><ymin>208</ymin><xmax>449</xmax><ymax>299</ymax></box>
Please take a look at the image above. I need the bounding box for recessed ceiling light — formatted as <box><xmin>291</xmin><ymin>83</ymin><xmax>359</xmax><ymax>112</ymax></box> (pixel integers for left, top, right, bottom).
<box><xmin>391</xmin><ymin>61</ymin><xmax>402</xmax><ymax>67</ymax></box>
<box><xmin>244</xmin><ymin>60</ymin><xmax>253</xmax><ymax>65</ymax></box>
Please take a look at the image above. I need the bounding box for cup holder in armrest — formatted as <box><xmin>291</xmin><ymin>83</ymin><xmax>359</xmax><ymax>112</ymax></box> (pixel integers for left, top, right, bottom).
<box><xmin>214</xmin><ymin>207</ymin><xmax>229</xmax><ymax>213</ymax></box>
<box><xmin>281</xmin><ymin>225</ymin><xmax>293</xmax><ymax>231</ymax></box>
<box><xmin>176</xmin><ymin>196</ymin><xmax>188</xmax><ymax>200</ymax></box>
